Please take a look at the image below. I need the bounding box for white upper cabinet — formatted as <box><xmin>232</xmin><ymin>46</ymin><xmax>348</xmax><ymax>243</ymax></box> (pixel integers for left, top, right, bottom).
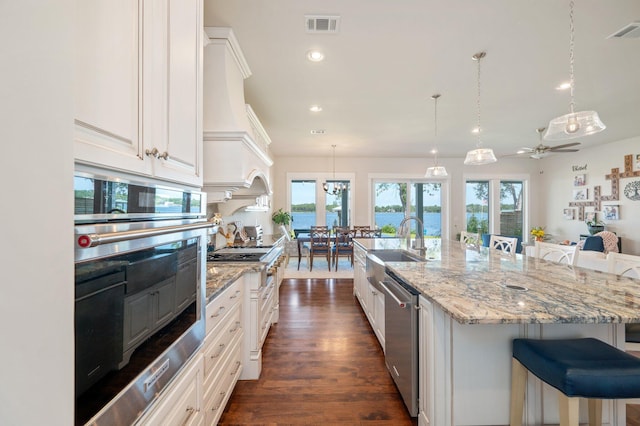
<box><xmin>75</xmin><ymin>0</ymin><xmax>203</xmax><ymax>187</ymax></box>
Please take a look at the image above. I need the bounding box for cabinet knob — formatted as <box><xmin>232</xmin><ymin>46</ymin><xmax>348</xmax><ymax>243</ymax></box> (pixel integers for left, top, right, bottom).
<box><xmin>144</xmin><ymin>147</ymin><xmax>170</xmax><ymax>160</ymax></box>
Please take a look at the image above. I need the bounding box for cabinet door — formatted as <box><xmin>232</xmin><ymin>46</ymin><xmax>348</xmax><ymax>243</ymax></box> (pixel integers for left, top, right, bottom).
<box><xmin>74</xmin><ymin>0</ymin><xmax>148</xmax><ymax>175</ymax></box>
<box><xmin>123</xmin><ymin>290</ymin><xmax>153</xmax><ymax>352</ymax></box>
<box><xmin>175</xmin><ymin>259</ymin><xmax>197</xmax><ymax>314</ymax></box>
<box><xmin>154</xmin><ymin>0</ymin><xmax>202</xmax><ymax>186</ymax></box>
<box><xmin>418</xmin><ymin>296</ymin><xmax>433</xmax><ymax>426</ymax></box>
<box><xmin>373</xmin><ymin>287</ymin><xmax>385</xmax><ymax>349</ymax></box>
<box><xmin>154</xmin><ymin>277</ymin><xmax>177</xmax><ymax>328</ymax></box>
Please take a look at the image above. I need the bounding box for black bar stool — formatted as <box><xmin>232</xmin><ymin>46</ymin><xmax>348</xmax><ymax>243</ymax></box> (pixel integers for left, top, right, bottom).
<box><xmin>510</xmin><ymin>337</ymin><xmax>640</xmax><ymax>425</ymax></box>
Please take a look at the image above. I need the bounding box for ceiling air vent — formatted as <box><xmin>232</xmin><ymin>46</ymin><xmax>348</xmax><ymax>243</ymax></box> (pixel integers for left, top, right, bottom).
<box><xmin>305</xmin><ymin>15</ymin><xmax>340</xmax><ymax>34</ymax></box>
<box><xmin>607</xmin><ymin>22</ymin><xmax>640</xmax><ymax>39</ymax></box>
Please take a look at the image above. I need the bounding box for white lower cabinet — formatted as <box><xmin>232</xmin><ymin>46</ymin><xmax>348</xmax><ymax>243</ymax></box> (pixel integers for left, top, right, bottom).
<box><xmin>354</xmin><ymin>244</ymin><xmax>385</xmax><ymax>350</ymax></box>
<box><xmin>136</xmin><ymin>353</ymin><xmax>204</xmax><ymax>426</ymax></box>
<box><xmin>202</xmin><ymin>277</ymin><xmax>244</xmax><ymax>425</ymax></box>
<box><xmin>418</xmin><ymin>295</ymin><xmax>434</xmax><ymax>426</ymax></box>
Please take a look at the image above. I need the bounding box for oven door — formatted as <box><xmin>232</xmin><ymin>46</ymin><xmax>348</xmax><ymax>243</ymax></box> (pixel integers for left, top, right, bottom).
<box><xmin>74</xmin><ymin>219</ymin><xmax>210</xmax><ymax>425</ymax></box>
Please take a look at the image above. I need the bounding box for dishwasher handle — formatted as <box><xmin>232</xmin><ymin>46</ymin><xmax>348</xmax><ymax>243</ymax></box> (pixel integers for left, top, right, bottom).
<box><xmin>379</xmin><ymin>280</ymin><xmax>406</xmax><ymax>308</ymax></box>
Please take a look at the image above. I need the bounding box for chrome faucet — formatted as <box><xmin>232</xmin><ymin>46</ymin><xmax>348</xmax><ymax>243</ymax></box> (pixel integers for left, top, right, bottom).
<box><xmin>398</xmin><ymin>216</ymin><xmax>425</xmax><ymax>253</ymax></box>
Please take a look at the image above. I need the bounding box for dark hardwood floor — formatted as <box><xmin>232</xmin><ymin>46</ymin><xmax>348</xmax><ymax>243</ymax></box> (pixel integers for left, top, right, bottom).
<box><xmin>219</xmin><ymin>277</ymin><xmax>640</xmax><ymax>425</ymax></box>
<box><xmin>219</xmin><ymin>278</ymin><xmax>416</xmax><ymax>425</ymax></box>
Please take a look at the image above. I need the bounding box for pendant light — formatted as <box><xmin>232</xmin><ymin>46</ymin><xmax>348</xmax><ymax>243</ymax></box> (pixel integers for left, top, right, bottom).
<box><xmin>544</xmin><ymin>0</ymin><xmax>605</xmax><ymax>140</ymax></box>
<box><xmin>323</xmin><ymin>144</ymin><xmax>346</xmax><ymax>195</ymax></box>
<box><xmin>425</xmin><ymin>94</ymin><xmax>448</xmax><ymax>177</ymax></box>
<box><xmin>464</xmin><ymin>51</ymin><xmax>497</xmax><ymax>165</ymax></box>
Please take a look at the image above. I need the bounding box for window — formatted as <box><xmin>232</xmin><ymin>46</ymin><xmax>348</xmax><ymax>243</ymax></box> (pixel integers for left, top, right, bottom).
<box><xmin>464</xmin><ymin>178</ymin><xmax>526</xmax><ymax>239</ymax></box>
<box><xmin>324</xmin><ymin>181</ymin><xmax>350</xmax><ymax>228</ymax></box>
<box><xmin>373</xmin><ymin>180</ymin><xmax>443</xmax><ymax>237</ymax></box>
<box><xmin>465</xmin><ymin>180</ymin><xmax>489</xmax><ymax>234</ymax></box>
<box><xmin>291</xmin><ymin>180</ymin><xmax>316</xmax><ymax>229</ymax></box>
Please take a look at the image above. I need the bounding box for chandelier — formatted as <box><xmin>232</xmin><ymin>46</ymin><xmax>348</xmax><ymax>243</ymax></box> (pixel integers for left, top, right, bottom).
<box><xmin>464</xmin><ymin>51</ymin><xmax>497</xmax><ymax>166</ymax></box>
<box><xmin>545</xmin><ymin>0</ymin><xmax>605</xmax><ymax>141</ymax></box>
<box><xmin>425</xmin><ymin>94</ymin><xmax>448</xmax><ymax>177</ymax></box>
<box><xmin>323</xmin><ymin>145</ymin><xmax>347</xmax><ymax>195</ymax></box>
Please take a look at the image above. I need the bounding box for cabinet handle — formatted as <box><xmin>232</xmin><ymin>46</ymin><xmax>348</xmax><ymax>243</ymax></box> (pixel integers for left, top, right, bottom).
<box><xmin>182</xmin><ymin>406</ymin><xmax>197</xmax><ymax>425</ymax></box>
<box><xmin>230</xmin><ymin>361</ymin><xmax>241</xmax><ymax>375</ymax></box>
<box><xmin>229</xmin><ymin>321</ymin><xmax>240</xmax><ymax>333</ymax></box>
<box><xmin>211</xmin><ymin>306</ymin><xmax>225</xmax><ymax>318</ymax></box>
<box><xmin>229</xmin><ymin>290</ymin><xmax>240</xmax><ymax>300</ymax></box>
<box><xmin>211</xmin><ymin>391</ymin><xmax>227</xmax><ymax>411</ymax></box>
<box><xmin>211</xmin><ymin>343</ymin><xmax>225</xmax><ymax>359</ymax></box>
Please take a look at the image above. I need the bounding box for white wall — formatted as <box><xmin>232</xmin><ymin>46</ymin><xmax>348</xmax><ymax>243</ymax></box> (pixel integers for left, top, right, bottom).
<box><xmin>271</xmin><ymin>155</ymin><xmax>541</xmax><ymax>240</ymax></box>
<box><xmin>539</xmin><ymin>137</ymin><xmax>640</xmax><ymax>255</ymax></box>
<box><xmin>0</xmin><ymin>1</ymin><xmax>74</xmax><ymax>424</ymax></box>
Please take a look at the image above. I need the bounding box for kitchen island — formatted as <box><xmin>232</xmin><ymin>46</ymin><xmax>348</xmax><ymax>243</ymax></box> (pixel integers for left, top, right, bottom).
<box><xmin>354</xmin><ymin>238</ymin><xmax>640</xmax><ymax>426</ymax></box>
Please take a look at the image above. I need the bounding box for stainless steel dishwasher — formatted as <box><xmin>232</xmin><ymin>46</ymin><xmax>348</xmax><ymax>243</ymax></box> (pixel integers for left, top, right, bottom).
<box><xmin>378</xmin><ymin>270</ymin><xmax>419</xmax><ymax>417</ymax></box>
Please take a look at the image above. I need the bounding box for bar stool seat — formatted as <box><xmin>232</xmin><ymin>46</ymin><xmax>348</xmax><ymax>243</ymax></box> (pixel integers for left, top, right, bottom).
<box><xmin>511</xmin><ymin>337</ymin><xmax>640</xmax><ymax>426</ymax></box>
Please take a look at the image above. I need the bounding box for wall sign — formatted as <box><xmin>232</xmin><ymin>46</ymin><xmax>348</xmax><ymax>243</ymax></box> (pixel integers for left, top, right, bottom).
<box><xmin>624</xmin><ymin>181</ymin><xmax>640</xmax><ymax>201</ymax></box>
<box><xmin>572</xmin><ymin>164</ymin><xmax>587</xmax><ymax>171</ymax></box>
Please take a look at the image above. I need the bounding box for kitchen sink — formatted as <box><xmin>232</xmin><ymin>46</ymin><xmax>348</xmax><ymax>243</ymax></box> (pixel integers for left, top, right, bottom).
<box><xmin>366</xmin><ymin>250</ymin><xmax>426</xmax><ymax>291</ymax></box>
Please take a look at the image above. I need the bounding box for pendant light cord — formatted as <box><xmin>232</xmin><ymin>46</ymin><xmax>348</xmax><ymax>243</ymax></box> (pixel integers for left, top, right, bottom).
<box><xmin>568</xmin><ymin>0</ymin><xmax>576</xmax><ymax>114</ymax></box>
<box><xmin>473</xmin><ymin>52</ymin><xmax>486</xmax><ymax>148</ymax></box>
<box><xmin>432</xmin><ymin>94</ymin><xmax>440</xmax><ymax>165</ymax></box>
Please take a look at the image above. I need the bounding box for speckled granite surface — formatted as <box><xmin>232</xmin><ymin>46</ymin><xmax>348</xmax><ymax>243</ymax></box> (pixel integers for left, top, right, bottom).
<box><xmin>205</xmin><ymin>262</ymin><xmax>263</xmax><ymax>303</ymax></box>
<box><xmin>355</xmin><ymin>238</ymin><xmax>640</xmax><ymax>325</ymax></box>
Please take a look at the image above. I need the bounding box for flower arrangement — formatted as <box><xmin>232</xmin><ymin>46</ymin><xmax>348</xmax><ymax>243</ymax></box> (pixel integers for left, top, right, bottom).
<box><xmin>530</xmin><ymin>226</ymin><xmax>545</xmax><ymax>242</ymax></box>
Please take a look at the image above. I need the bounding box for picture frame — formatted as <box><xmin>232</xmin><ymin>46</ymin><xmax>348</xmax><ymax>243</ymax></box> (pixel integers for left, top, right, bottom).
<box><xmin>572</xmin><ymin>188</ymin><xmax>588</xmax><ymax>201</ymax></box>
<box><xmin>636</xmin><ymin>154</ymin><xmax>640</xmax><ymax>171</ymax></box>
<box><xmin>585</xmin><ymin>211</ymin><xmax>596</xmax><ymax>223</ymax></box>
<box><xmin>603</xmin><ymin>205</ymin><xmax>619</xmax><ymax>220</ymax></box>
<box><xmin>573</xmin><ymin>174</ymin><xmax>586</xmax><ymax>187</ymax></box>
<box><xmin>563</xmin><ymin>208</ymin><xmax>574</xmax><ymax>220</ymax></box>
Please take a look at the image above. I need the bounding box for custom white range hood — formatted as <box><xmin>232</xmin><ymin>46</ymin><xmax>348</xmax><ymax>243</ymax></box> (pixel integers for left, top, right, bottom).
<box><xmin>202</xmin><ymin>27</ymin><xmax>273</xmax><ymax>209</ymax></box>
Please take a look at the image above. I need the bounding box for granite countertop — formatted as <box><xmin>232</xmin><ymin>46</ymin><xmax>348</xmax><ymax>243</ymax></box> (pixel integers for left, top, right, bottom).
<box><xmin>356</xmin><ymin>238</ymin><xmax>640</xmax><ymax>325</ymax></box>
<box><xmin>205</xmin><ymin>263</ymin><xmax>262</xmax><ymax>303</ymax></box>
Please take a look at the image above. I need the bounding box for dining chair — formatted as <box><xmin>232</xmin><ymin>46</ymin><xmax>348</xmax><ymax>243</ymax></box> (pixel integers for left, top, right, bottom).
<box><xmin>488</xmin><ymin>235</ymin><xmax>518</xmax><ymax>253</ymax></box>
<box><xmin>534</xmin><ymin>241</ymin><xmax>579</xmax><ymax>266</ymax></box>
<box><xmin>460</xmin><ymin>231</ymin><xmax>480</xmax><ymax>248</ymax></box>
<box><xmin>352</xmin><ymin>225</ymin><xmax>370</xmax><ymax>238</ymax></box>
<box><xmin>606</xmin><ymin>252</ymin><xmax>640</xmax><ymax>278</ymax></box>
<box><xmin>309</xmin><ymin>227</ymin><xmax>331</xmax><ymax>271</ymax></box>
<box><xmin>332</xmin><ymin>227</ymin><xmax>354</xmax><ymax>270</ymax></box>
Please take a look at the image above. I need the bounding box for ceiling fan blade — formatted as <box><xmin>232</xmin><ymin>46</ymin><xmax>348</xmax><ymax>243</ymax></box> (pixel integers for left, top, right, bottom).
<box><xmin>550</xmin><ymin>149</ymin><xmax>579</xmax><ymax>153</ymax></box>
<box><xmin>549</xmin><ymin>142</ymin><xmax>581</xmax><ymax>151</ymax></box>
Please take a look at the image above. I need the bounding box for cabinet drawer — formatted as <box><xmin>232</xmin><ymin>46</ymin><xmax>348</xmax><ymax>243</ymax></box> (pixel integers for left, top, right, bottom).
<box><xmin>205</xmin><ymin>281</ymin><xmax>242</xmax><ymax>333</ymax></box>
<box><xmin>203</xmin><ymin>334</ymin><xmax>243</xmax><ymax>426</ymax></box>
<box><xmin>137</xmin><ymin>354</ymin><xmax>203</xmax><ymax>426</ymax></box>
<box><xmin>203</xmin><ymin>304</ymin><xmax>242</xmax><ymax>383</ymax></box>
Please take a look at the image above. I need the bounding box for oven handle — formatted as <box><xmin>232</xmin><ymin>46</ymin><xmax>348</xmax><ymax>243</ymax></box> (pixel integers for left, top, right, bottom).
<box><xmin>77</xmin><ymin>222</ymin><xmax>212</xmax><ymax>248</ymax></box>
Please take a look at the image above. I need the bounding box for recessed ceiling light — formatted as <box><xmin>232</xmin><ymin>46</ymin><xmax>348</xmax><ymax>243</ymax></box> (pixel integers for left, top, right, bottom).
<box><xmin>307</xmin><ymin>50</ymin><xmax>324</xmax><ymax>62</ymax></box>
<box><xmin>471</xmin><ymin>127</ymin><xmax>480</xmax><ymax>134</ymax></box>
<box><xmin>309</xmin><ymin>105</ymin><xmax>322</xmax><ymax>112</ymax></box>
<box><xmin>310</xmin><ymin>129</ymin><xmax>326</xmax><ymax>134</ymax></box>
<box><xmin>556</xmin><ymin>82</ymin><xmax>571</xmax><ymax>90</ymax></box>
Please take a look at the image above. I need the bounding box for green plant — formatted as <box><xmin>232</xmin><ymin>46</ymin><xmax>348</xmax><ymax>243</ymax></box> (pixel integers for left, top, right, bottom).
<box><xmin>585</xmin><ymin>218</ymin><xmax>605</xmax><ymax>227</ymax></box>
<box><xmin>272</xmin><ymin>208</ymin><xmax>292</xmax><ymax>226</ymax></box>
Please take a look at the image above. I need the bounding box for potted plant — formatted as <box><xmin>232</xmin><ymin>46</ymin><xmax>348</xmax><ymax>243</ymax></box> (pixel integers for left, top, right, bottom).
<box><xmin>585</xmin><ymin>218</ymin><xmax>605</xmax><ymax>235</ymax></box>
<box><xmin>272</xmin><ymin>208</ymin><xmax>292</xmax><ymax>227</ymax></box>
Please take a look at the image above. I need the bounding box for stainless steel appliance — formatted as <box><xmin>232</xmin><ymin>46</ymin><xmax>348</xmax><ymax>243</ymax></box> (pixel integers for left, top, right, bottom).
<box><xmin>366</xmin><ymin>252</ymin><xmax>419</xmax><ymax>417</ymax></box>
<box><xmin>243</xmin><ymin>225</ymin><xmax>263</xmax><ymax>240</ymax></box>
<box><xmin>73</xmin><ymin>173</ymin><xmax>210</xmax><ymax>425</ymax></box>
<box><xmin>379</xmin><ymin>270</ymin><xmax>419</xmax><ymax>417</ymax></box>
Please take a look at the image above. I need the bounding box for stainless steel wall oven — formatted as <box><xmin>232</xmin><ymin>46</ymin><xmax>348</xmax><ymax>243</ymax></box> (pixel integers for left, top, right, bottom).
<box><xmin>73</xmin><ymin>173</ymin><xmax>210</xmax><ymax>425</ymax></box>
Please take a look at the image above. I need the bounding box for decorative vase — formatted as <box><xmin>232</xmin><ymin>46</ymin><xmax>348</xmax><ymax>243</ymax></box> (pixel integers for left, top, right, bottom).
<box><xmin>587</xmin><ymin>225</ymin><xmax>604</xmax><ymax>235</ymax></box>
<box><xmin>535</xmin><ymin>236</ymin><xmax>543</xmax><ymax>242</ymax></box>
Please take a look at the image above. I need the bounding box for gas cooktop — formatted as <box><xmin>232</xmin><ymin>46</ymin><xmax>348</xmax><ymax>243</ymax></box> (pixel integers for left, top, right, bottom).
<box><xmin>207</xmin><ymin>246</ymin><xmax>273</xmax><ymax>262</ymax></box>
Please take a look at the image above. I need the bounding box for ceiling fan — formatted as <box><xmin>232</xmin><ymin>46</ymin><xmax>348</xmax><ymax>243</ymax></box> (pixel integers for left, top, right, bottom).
<box><xmin>516</xmin><ymin>127</ymin><xmax>581</xmax><ymax>159</ymax></box>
